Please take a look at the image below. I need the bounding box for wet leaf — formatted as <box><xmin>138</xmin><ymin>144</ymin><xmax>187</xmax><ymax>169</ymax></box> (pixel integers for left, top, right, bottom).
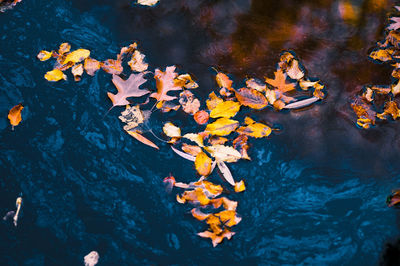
<box><xmin>37</xmin><ymin>50</ymin><xmax>52</xmax><ymax>61</ymax></box>
<box><xmin>62</xmin><ymin>49</ymin><xmax>90</xmax><ymax>65</ymax></box>
<box><xmin>279</xmin><ymin>51</ymin><xmax>305</xmax><ymax>80</ymax></box>
<box><xmin>191</xmin><ymin>208</ymin><xmax>210</xmax><ymax>221</ymax></box>
<box><xmin>183</xmin><ymin>133</ymin><xmax>204</xmax><ymax>147</ymax></box>
<box><xmin>44</xmin><ymin>69</ymin><xmax>67</xmax><ymax>82</ymax></box>
<box><xmin>215</xmin><ymin>210</ymin><xmax>242</xmax><ymax>227</ymax></box>
<box><xmin>193</xmin><ymin>110</ymin><xmax>209</xmax><ymax>125</ymax></box>
<box><xmin>234</xmin><ymin>180</ymin><xmax>246</xmax><ymax>192</ymax></box>
<box><xmin>235</xmin><ymin>87</ymin><xmax>268</xmax><ymax>110</ymax></box>
<box><xmin>208</xmin><ymin>136</ymin><xmax>228</xmax><ymax>146</ymax></box>
<box><xmin>388</xmin><ymin>17</ymin><xmax>400</xmax><ymax>31</ymax></box>
<box><xmin>126</xmin><ymin>130</ymin><xmax>159</xmax><ymax>149</ymax></box>
<box><xmin>236</xmin><ymin>117</ymin><xmax>272</xmax><ymax>138</ymax></box>
<box><xmin>369</xmin><ymin>47</ymin><xmax>395</xmax><ymax>62</ymax></box>
<box><xmin>58</xmin><ymin>43</ymin><xmax>71</xmax><ymax>55</ymax></box>
<box><xmin>283</xmin><ymin>96</ymin><xmax>320</xmax><ymax>109</ymax></box>
<box><xmin>387</xmin><ymin>190</ymin><xmax>400</xmax><ymax>207</ymax></box>
<box><xmin>171</xmin><ymin>146</ymin><xmax>196</xmax><ymax>161</ymax></box>
<box><xmin>205</xmin><ymin>118</ymin><xmax>239</xmax><ymax>136</ymax></box>
<box><xmin>128</xmin><ymin>50</ymin><xmax>148</xmax><ymax>72</ymax></box>
<box><xmin>84</xmin><ymin>58</ymin><xmax>101</xmax><ymax>76</ymax></box>
<box><xmin>209</xmin><ymin>100</ymin><xmax>241</xmax><ymax>118</ymax></box>
<box><xmin>216</xmin><ymin>72</ymin><xmax>233</xmax><ymax>90</ymax></box>
<box><xmin>151</xmin><ymin>66</ymin><xmax>183</xmax><ymax>103</ymax></box>
<box><xmin>71</xmin><ymin>64</ymin><xmax>83</xmax><ymax>82</ymax></box>
<box><xmin>377</xmin><ymin>101</ymin><xmax>400</xmax><ymax>120</ymax></box>
<box><xmin>391</xmin><ymin>80</ymin><xmax>400</xmax><ymax>96</ymax></box>
<box><xmin>265</xmin><ymin>69</ymin><xmax>297</xmax><ymax>93</ymax></box>
<box><xmin>233</xmin><ymin>135</ymin><xmax>250</xmax><ymax>160</ymax></box>
<box><xmin>119</xmin><ymin>105</ymin><xmax>144</xmax><ymax>131</ymax></box>
<box><xmin>179</xmin><ymin>90</ymin><xmax>200</xmax><ymax>115</ymax></box>
<box><xmin>8</xmin><ymin>103</ymin><xmax>23</xmax><ymax>130</ymax></box>
<box><xmin>351</xmin><ymin>98</ymin><xmax>376</xmax><ymax>129</ymax></box>
<box><xmin>137</xmin><ymin>0</ymin><xmax>159</xmax><ymax>6</ymax></box>
<box><xmin>182</xmin><ymin>144</ymin><xmax>202</xmax><ymax>157</ymax></box>
<box><xmin>206</xmin><ymin>145</ymin><xmax>241</xmax><ymax>163</ymax></box>
<box><xmin>195</xmin><ymin>152</ymin><xmax>213</xmax><ymax>176</ymax></box>
<box><xmin>206</xmin><ymin>91</ymin><xmax>223</xmax><ymax>111</ymax></box>
<box><xmin>101</xmin><ymin>59</ymin><xmax>123</xmax><ymax>75</ymax></box>
<box><xmin>163</xmin><ymin>122</ymin><xmax>181</xmax><ymax>138</ymax></box>
<box><xmin>175</xmin><ymin>74</ymin><xmax>198</xmax><ymax>89</ymax></box>
<box><xmin>197</xmin><ymin>229</ymin><xmax>235</xmax><ymax>247</ymax></box>
<box><xmin>216</xmin><ymin>161</ymin><xmax>236</xmax><ymax>185</ymax></box>
<box><xmin>246</xmin><ymin>78</ymin><xmax>266</xmax><ymax>92</ymax></box>
<box><xmin>108</xmin><ymin>73</ymin><xmax>150</xmax><ymax>108</ymax></box>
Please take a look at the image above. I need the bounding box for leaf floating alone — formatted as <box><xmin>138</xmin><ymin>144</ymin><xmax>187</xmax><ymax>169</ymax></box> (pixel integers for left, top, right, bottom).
<box><xmin>44</xmin><ymin>69</ymin><xmax>67</xmax><ymax>82</ymax></box>
<box><xmin>84</xmin><ymin>251</ymin><xmax>99</xmax><ymax>266</ymax></box>
<box><xmin>195</xmin><ymin>152</ymin><xmax>213</xmax><ymax>176</ymax></box>
<box><xmin>235</xmin><ymin>87</ymin><xmax>268</xmax><ymax>110</ymax></box>
<box><xmin>283</xmin><ymin>96</ymin><xmax>320</xmax><ymax>109</ymax></box>
<box><xmin>205</xmin><ymin>118</ymin><xmax>239</xmax><ymax>136</ymax></box>
<box><xmin>37</xmin><ymin>50</ymin><xmax>52</xmax><ymax>61</ymax></box>
<box><xmin>209</xmin><ymin>100</ymin><xmax>241</xmax><ymax>118</ymax></box>
<box><xmin>108</xmin><ymin>73</ymin><xmax>150</xmax><ymax>108</ymax></box>
<box><xmin>127</xmin><ymin>130</ymin><xmax>159</xmax><ymax>149</ymax></box>
<box><xmin>8</xmin><ymin>103</ymin><xmax>23</xmax><ymax>130</ymax></box>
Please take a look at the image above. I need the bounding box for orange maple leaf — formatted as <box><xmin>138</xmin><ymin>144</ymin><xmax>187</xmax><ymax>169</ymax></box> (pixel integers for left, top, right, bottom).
<box><xmin>265</xmin><ymin>69</ymin><xmax>297</xmax><ymax>93</ymax></box>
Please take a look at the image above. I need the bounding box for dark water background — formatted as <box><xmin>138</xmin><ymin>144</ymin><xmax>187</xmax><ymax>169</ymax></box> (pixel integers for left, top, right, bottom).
<box><xmin>1</xmin><ymin>0</ymin><xmax>400</xmax><ymax>265</ymax></box>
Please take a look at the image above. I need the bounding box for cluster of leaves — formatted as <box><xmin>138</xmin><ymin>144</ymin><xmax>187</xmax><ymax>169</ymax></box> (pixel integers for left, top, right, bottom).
<box><xmin>37</xmin><ymin>41</ymin><xmax>326</xmax><ymax>246</ymax></box>
<box><xmin>351</xmin><ymin>6</ymin><xmax>400</xmax><ymax>129</ymax></box>
<box><xmin>0</xmin><ymin>0</ymin><xmax>21</xmax><ymax>12</ymax></box>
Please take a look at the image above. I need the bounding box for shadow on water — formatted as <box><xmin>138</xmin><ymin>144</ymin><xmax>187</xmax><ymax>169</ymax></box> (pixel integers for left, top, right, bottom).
<box><xmin>1</xmin><ymin>0</ymin><xmax>400</xmax><ymax>264</ymax></box>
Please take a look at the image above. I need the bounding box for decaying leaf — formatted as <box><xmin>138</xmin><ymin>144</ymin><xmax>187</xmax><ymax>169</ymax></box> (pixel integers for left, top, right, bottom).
<box><xmin>235</xmin><ymin>87</ymin><xmax>268</xmax><ymax>110</ymax></box>
<box><xmin>216</xmin><ymin>72</ymin><xmax>233</xmax><ymax>90</ymax></box>
<box><xmin>174</xmin><ymin>74</ymin><xmax>198</xmax><ymax>89</ymax></box>
<box><xmin>209</xmin><ymin>100</ymin><xmax>241</xmax><ymax>118</ymax></box>
<box><xmin>351</xmin><ymin>98</ymin><xmax>376</xmax><ymax>129</ymax></box>
<box><xmin>377</xmin><ymin>101</ymin><xmax>400</xmax><ymax>120</ymax></box>
<box><xmin>179</xmin><ymin>90</ymin><xmax>200</xmax><ymax>115</ymax></box>
<box><xmin>194</xmin><ymin>110</ymin><xmax>209</xmax><ymax>125</ymax></box>
<box><xmin>127</xmin><ymin>130</ymin><xmax>159</xmax><ymax>149</ymax></box>
<box><xmin>195</xmin><ymin>152</ymin><xmax>213</xmax><ymax>176</ymax></box>
<box><xmin>62</xmin><ymin>49</ymin><xmax>90</xmax><ymax>65</ymax></box>
<box><xmin>265</xmin><ymin>69</ymin><xmax>297</xmax><ymax>93</ymax></box>
<box><xmin>8</xmin><ymin>103</ymin><xmax>23</xmax><ymax>130</ymax></box>
<box><xmin>101</xmin><ymin>59</ymin><xmax>123</xmax><ymax>75</ymax></box>
<box><xmin>278</xmin><ymin>51</ymin><xmax>305</xmax><ymax>80</ymax></box>
<box><xmin>108</xmin><ymin>73</ymin><xmax>150</xmax><ymax>108</ymax></box>
<box><xmin>205</xmin><ymin>145</ymin><xmax>241</xmax><ymax>163</ymax></box>
<box><xmin>37</xmin><ymin>50</ymin><xmax>52</xmax><ymax>61</ymax></box>
<box><xmin>84</xmin><ymin>58</ymin><xmax>101</xmax><ymax>76</ymax></box>
<box><xmin>233</xmin><ymin>135</ymin><xmax>250</xmax><ymax>160</ymax></box>
<box><xmin>205</xmin><ymin>118</ymin><xmax>239</xmax><ymax>136</ymax></box>
<box><xmin>44</xmin><ymin>69</ymin><xmax>67</xmax><ymax>82</ymax></box>
<box><xmin>119</xmin><ymin>105</ymin><xmax>144</xmax><ymax>131</ymax></box>
<box><xmin>369</xmin><ymin>47</ymin><xmax>395</xmax><ymax>62</ymax></box>
<box><xmin>234</xmin><ymin>180</ymin><xmax>246</xmax><ymax>192</ymax></box>
<box><xmin>128</xmin><ymin>50</ymin><xmax>148</xmax><ymax>72</ymax></box>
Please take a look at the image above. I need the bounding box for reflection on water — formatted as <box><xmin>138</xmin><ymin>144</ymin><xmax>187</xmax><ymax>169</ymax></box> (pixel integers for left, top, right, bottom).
<box><xmin>1</xmin><ymin>0</ymin><xmax>400</xmax><ymax>264</ymax></box>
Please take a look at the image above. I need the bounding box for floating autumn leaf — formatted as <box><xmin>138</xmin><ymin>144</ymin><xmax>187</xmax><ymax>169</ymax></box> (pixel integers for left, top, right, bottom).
<box><xmin>392</xmin><ymin>80</ymin><xmax>400</xmax><ymax>96</ymax></box>
<box><xmin>177</xmin><ymin>187</ymin><xmax>211</xmax><ymax>205</ymax></box>
<box><xmin>191</xmin><ymin>208</ymin><xmax>211</xmax><ymax>221</ymax></box>
<box><xmin>119</xmin><ymin>105</ymin><xmax>144</xmax><ymax>131</ymax></box>
<box><xmin>233</xmin><ymin>135</ymin><xmax>250</xmax><ymax>160</ymax></box>
<box><xmin>0</xmin><ymin>0</ymin><xmax>22</xmax><ymax>12</ymax></box>
<box><xmin>369</xmin><ymin>47</ymin><xmax>395</xmax><ymax>62</ymax></box>
<box><xmin>58</xmin><ymin>43</ymin><xmax>71</xmax><ymax>55</ymax></box>
<box><xmin>377</xmin><ymin>101</ymin><xmax>400</xmax><ymax>120</ymax></box>
<box><xmin>278</xmin><ymin>51</ymin><xmax>305</xmax><ymax>80</ymax></box>
<box><xmin>216</xmin><ymin>72</ymin><xmax>233</xmax><ymax>90</ymax></box>
<box><xmin>163</xmin><ymin>122</ymin><xmax>181</xmax><ymax>138</ymax></box>
<box><xmin>215</xmin><ymin>210</ymin><xmax>242</xmax><ymax>227</ymax></box>
<box><xmin>265</xmin><ymin>69</ymin><xmax>297</xmax><ymax>93</ymax></box>
<box><xmin>283</xmin><ymin>96</ymin><xmax>320</xmax><ymax>109</ymax></box>
<box><xmin>235</xmin><ymin>87</ymin><xmax>268</xmax><ymax>110</ymax></box>
<box><xmin>8</xmin><ymin>103</ymin><xmax>23</xmax><ymax>130</ymax></box>
<box><xmin>246</xmin><ymin>78</ymin><xmax>266</xmax><ymax>92</ymax></box>
<box><xmin>206</xmin><ymin>92</ymin><xmax>223</xmax><ymax>111</ymax></box>
<box><xmin>351</xmin><ymin>98</ymin><xmax>376</xmax><ymax>129</ymax></box>
<box><xmin>198</xmin><ymin>229</ymin><xmax>235</xmax><ymax>247</ymax></box>
<box><xmin>194</xmin><ymin>110</ymin><xmax>209</xmax><ymax>125</ymax></box>
<box><xmin>179</xmin><ymin>90</ymin><xmax>200</xmax><ymax>115</ymax></box>
<box><xmin>388</xmin><ymin>16</ymin><xmax>400</xmax><ymax>31</ymax></box>
<box><xmin>205</xmin><ymin>118</ymin><xmax>239</xmax><ymax>136</ymax></box>
<box><xmin>216</xmin><ymin>161</ymin><xmax>236</xmax><ymax>185</ymax></box>
<box><xmin>195</xmin><ymin>152</ymin><xmax>213</xmax><ymax>176</ymax></box>
<box><xmin>71</xmin><ymin>64</ymin><xmax>83</xmax><ymax>81</ymax></box>
<box><xmin>126</xmin><ymin>130</ymin><xmax>159</xmax><ymax>149</ymax></box>
<box><xmin>117</xmin><ymin>42</ymin><xmax>137</xmax><ymax>61</ymax></box>
<box><xmin>84</xmin><ymin>58</ymin><xmax>100</xmax><ymax>76</ymax></box>
<box><xmin>128</xmin><ymin>50</ymin><xmax>148</xmax><ymax>72</ymax></box>
<box><xmin>174</xmin><ymin>74</ymin><xmax>198</xmax><ymax>89</ymax></box>
<box><xmin>101</xmin><ymin>59</ymin><xmax>123</xmax><ymax>75</ymax></box>
<box><xmin>209</xmin><ymin>100</ymin><xmax>241</xmax><ymax>118</ymax></box>
<box><xmin>171</xmin><ymin>146</ymin><xmax>196</xmax><ymax>161</ymax></box>
<box><xmin>44</xmin><ymin>69</ymin><xmax>67</xmax><ymax>82</ymax></box>
<box><xmin>156</xmin><ymin>100</ymin><xmax>180</xmax><ymax>112</ymax></box>
<box><xmin>208</xmin><ymin>136</ymin><xmax>228</xmax><ymax>146</ymax></box>
<box><xmin>37</xmin><ymin>50</ymin><xmax>52</xmax><ymax>61</ymax></box>
<box><xmin>205</xmin><ymin>145</ymin><xmax>241</xmax><ymax>163</ymax></box>
<box><xmin>387</xmin><ymin>31</ymin><xmax>400</xmax><ymax>49</ymax></box>
<box><xmin>234</xmin><ymin>180</ymin><xmax>246</xmax><ymax>192</ymax></box>
<box><xmin>151</xmin><ymin>66</ymin><xmax>183</xmax><ymax>106</ymax></box>
<box><xmin>183</xmin><ymin>133</ymin><xmax>204</xmax><ymax>147</ymax></box>
<box><xmin>62</xmin><ymin>49</ymin><xmax>90</xmax><ymax>65</ymax></box>
<box><xmin>108</xmin><ymin>73</ymin><xmax>150</xmax><ymax>108</ymax></box>
<box><xmin>182</xmin><ymin>144</ymin><xmax>202</xmax><ymax>157</ymax></box>
<box><xmin>236</xmin><ymin>117</ymin><xmax>272</xmax><ymax>138</ymax></box>
<box><xmin>387</xmin><ymin>190</ymin><xmax>400</xmax><ymax>207</ymax></box>
<box><xmin>137</xmin><ymin>0</ymin><xmax>159</xmax><ymax>6</ymax></box>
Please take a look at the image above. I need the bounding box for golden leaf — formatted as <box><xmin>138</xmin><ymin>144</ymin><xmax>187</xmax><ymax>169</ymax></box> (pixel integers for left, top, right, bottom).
<box><xmin>234</xmin><ymin>180</ymin><xmax>246</xmax><ymax>193</ymax></box>
<box><xmin>205</xmin><ymin>145</ymin><xmax>241</xmax><ymax>163</ymax></box>
<box><xmin>37</xmin><ymin>50</ymin><xmax>52</xmax><ymax>61</ymax></box>
<box><xmin>183</xmin><ymin>133</ymin><xmax>204</xmax><ymax>147</ymax></box>
<box><xmin>235</xmin><ymin>87</ymin><xmax>269</xmax><ymax>110</ymax></box>
<box><xmin>377</xmin><ymin>101</ymin><xmax>400</xmax><ymax>120</ymax></box>
<box><xmin>216</xmin><ymin>72</ymin><xmax>233</xmax><ymax>90</ymax></box>
<box><xmin>195</xmin><ymin>152</ymin><xmax>213</xmax><ymax>176</ymax></box>
<box><xmin>62</xmin><ymin>49</ymin><xmax>90</xmax><ymax>65</ymax></box>
<box><xmin>8</xmin><ymin>104</ymin><xmax>23</xmax><ymax>130</ymax></box>
<box><xmin>44</xmin><ymin>69</ymin><xmax>67</xmax><ymax>82</ymax></box>
<box><xmin>206</xmin><ymin>92</ymin><xmax>223</xmax><ymax>111</ymax></box>
<box><xmin>236</xmin><ymin>117</ymin><xmax>272</xmax><ymax>138</ymax></box>
<box><xmin>209</xmin><ymin>100</ymin><xmax>241</xmax><ymax>118</ymax></box>
<box><xmin>205</xmin><ymin>118</ymin><xmax>239</xmax><ymax>136</ymax></box>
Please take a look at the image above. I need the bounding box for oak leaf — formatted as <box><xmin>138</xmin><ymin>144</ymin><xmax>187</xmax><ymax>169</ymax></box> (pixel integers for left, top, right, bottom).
<box><xmin>151</xmin><ymin>66</ymin><xmax>183</xmax><ymax>102</ymax></box>
<box><xmin>388</xmin><ymin>17</ymin><xmax>400</xmax><ymax>31</ymax></box>
<box><xmin>108</xmin><ymin>73</ymin><xmax>150</xmax><ymax>108</ymax></box>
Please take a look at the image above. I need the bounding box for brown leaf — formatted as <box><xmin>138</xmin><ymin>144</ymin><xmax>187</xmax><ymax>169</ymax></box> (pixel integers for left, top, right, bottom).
<box><xmin>179</xmin><ymin>90</ymin><xmax>200</xmax><ymax>115</ymax></box>
<box><xmin>101</xmin><ymin>59</ymin><xmax>123</xmax><ymax>75</ymax></box>
<box><xmin>235</xmin><ymin>87</ymin><xmax>268</xmax><ymax>110</ymax></box>
<box><xmin>216</xmin><ymin>72</ymin><xmax>233</xmax><ymax>90</ymax></box>
<box><xmin>265</xmin><ymin>69</ymin><xmax>297</xmax><ymax>93</ymax></box>
<box><xmin>193</xmin><ymin>110</ymin><xmax>209</xmax><ymax>125</ymax></box>
<box><xmin>8</xmin><ymin>103</ymin><xmax>23</xmax><ymax>130</ymax></box>
<box><xmin>151</xmin><ymin>66</ymin><xmax>183</xmax><ymax>102</ymax></box>
<box><xmin>107</xmin><ymin>73</ymin><xmax>150</xmax><ymax>108</ymax></box>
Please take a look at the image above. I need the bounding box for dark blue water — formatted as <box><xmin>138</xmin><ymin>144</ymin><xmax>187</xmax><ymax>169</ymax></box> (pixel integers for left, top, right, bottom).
<box><xmin>1</xmin><ymin>0</ymin><xmax>400</xmax><ymax>265</ymax></box>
